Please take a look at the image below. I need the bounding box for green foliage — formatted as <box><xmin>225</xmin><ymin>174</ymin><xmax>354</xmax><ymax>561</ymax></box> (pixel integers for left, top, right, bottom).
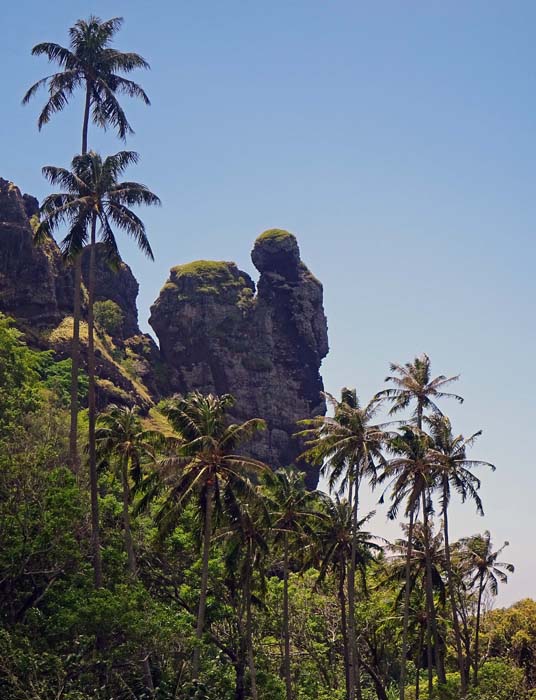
<box><xmin>36</xmin><ymin>352</ymin><xmax>89</xmax><ymax>406</ymax></box>
<box><xmin>256</xmin><ymin>228</ymin><xmax>295</xmax><ymax>243</ymax></box>
<box><xmin>94</xmin><ymin>299</ymin><xmax>124</xmax><ymax>336</ymax></box>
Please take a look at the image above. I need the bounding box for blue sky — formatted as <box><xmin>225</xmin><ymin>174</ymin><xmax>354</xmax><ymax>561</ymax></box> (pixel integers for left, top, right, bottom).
<box><xmin>2</xmin><ymin>1</ymin><xmax>535</xmax><ymax>604</ymax></box>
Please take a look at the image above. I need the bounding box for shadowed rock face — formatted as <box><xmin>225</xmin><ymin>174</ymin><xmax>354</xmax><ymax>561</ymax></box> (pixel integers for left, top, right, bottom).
<box><xmin>150</xmin><ymin>229</ymin><xmax>329</xmax><ymax>487</ymax></box>
<box><xmin>0</xmin><ymin>178</ymin><xmax>73</xmax><ymax>330</ymax></box>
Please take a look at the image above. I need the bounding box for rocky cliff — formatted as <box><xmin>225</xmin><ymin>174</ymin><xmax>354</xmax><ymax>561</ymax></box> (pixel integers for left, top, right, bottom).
<box><xmin>150</xmin><ymin>229</ymin><xmax>329</xmax><ymax>485</ymax></box>
<box><xmin>0</xmin><ymin>178</ymin><xmax>329</xmax><ymax>485</ymax></box>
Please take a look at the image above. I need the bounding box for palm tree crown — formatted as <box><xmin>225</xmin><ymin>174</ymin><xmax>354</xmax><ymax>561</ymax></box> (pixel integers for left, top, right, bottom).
<box><xmin>37</xmin><ymin>150</ymin><xmax>159</xmax><ymax>261</ymax></box>
<box><xmin>23</xmin><ymin>15</ymin><xmax>150</xmax><ymax>146</ymax></box>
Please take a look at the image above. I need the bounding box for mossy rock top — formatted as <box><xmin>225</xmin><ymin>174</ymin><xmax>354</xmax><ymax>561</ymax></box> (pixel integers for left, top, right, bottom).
<box><xmin>166</xmin><ymin>260</ymin><xmax>254</xmax><ymax>296</ymax></box>
<box><xmin>252</xmin><ymin>229</ymin><xmax>300</xmax><ymax>276</ymax></box>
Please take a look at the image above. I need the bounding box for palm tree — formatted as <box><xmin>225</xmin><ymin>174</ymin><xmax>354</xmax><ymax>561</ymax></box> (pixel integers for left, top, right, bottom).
<box><xmin>298</xmin><ymin>388</ymin><xmax>387</xmax><ymax>700</ymax></box>
<box><xmin>458</xmin><ymin>531</ymin><xmax>514</xmax><ymax>685</ymax></box>
<box><xmin>377</xmin><ymin>355</ymin><xmax>463</xmax><ymax>691</ymax></box>
<box><xmin>380</xmin><ymin>426</ymin><xmax>440</xmax><ymax>699</ymax></box>
<box><xmin>428</xmin><ymin>415</ymin><xmax>494</xmax><ymax>693</ymax></box>
<box><xmin>23</xmin><ymin>15</ymin><xmax>150</xmax><ymax>472</ymax></box>
<box><xmin>95</xmin><ymin>404</ymin><xmax>160</xmax><ymax>694</ymax></box>
<box><xmin>312</xmin><ymin>497</ymin><xmax>380</xmax><ymax>699</ymax></box>
<box><xmin>262</xmin><ymin>468</ymin><xmax>324</xmax><ymax>700</ymax></box>
<box><xmin>222</xmin><ymin>497</ymin><xmax>271</xmax><ymax>700</ymax></box>
<box><xmin>37</xmin><ymin>150</ymin><xmax>159</xmax><ymax>588</ymax></box>
<box><xmin>138</xmin><ymin>392</ymin><xmax>268</xmax><ymax>681</ymax></box>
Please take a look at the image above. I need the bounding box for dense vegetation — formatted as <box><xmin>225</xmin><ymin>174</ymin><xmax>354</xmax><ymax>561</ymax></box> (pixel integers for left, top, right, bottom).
<box><xmin>0</xmin><ymin>14</ymin><xmax>530</xmax><ymax>700</ymax></box>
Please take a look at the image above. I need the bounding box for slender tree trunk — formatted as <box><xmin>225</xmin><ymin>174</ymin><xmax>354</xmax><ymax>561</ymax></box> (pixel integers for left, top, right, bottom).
<box><xmin>69</xmin><ymin>80</ymin><xmax>92</xmax><ymax>473</ymax></box>
<box><xmin>119</xmin><ymin>457</ymin><xmax>154</xmax><ymax>694</ymax></box>
<box><xmin>245</xmin><ymin>558</ymin><xmax>258</xmax><ymax>700</ymax></box>
<box><xmin>87</xmin><ymin>214</ymin><xmax>103</xmax><ymax>589</ymax></box>
<box><xmin>121</xmin><ymin>457</ymin><xmax>137</xmax><ymax>577</ymax></box>
<box><xmin>193</xmin><ymin>479</ymin><xmax>215</xmax><ymax>679</ymax></box>
<box><xmin>234</xmin><ymin>650</ymin><xmax>246</xmax><ymax>700</ymax></box>
<box><xmin>283</xmin><ymin>532</ymin><xmax>292</xmax><ymax>700</ymax></box>
<box><xmin>421</xmin><ymin>490</ymin><xmax>446</xmax><ymax>688</ymax></box>
<box><xmin>415</xmin><ymin>623</ymin><xmax>424</xmax><ymax>700</ymax></box>
<box><xmin>69</xmin><ymin>257</ymin><xmax>81</xmax><ymax>473</ymax></box>
<box><xmin>338</xmin><ymin>568</ymin><xmax>351</xmax><ymax>700</ymax></box>
<box><xmin>399</xmin><ymin>508</ymin><xmax>415</xmax><ymax>700</ymax></box>
<box><xmin>348</xmin><ymin>470</ymin><xmax>362</xmax><ymax>700</ymax></box>
<box><xmin>82</xmin><ymin>81</ymin><xmax>91</xmax><ymax>155</ymax></box>
<box><xmin>473</xmin><ymin>573</ymin><xmax>484</xmax><ymax>686</ymax></box>
<box><xmin>442</xmin><ymin>483</ymin><xmax>467</xmax><ymax>696</ymax></box>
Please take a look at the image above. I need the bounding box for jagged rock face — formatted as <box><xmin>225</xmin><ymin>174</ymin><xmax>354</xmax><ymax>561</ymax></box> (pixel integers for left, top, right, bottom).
<box><xmin>81</xmin><ymin>243</ymin><xmax>140</xmax><ymax>338</ymax></box>
<box><xmin>150</xmin><ymin>229</ymin><xmax>329</xmax><ymax>486</ymax></box>
<box><xmin>0</xmin><ymin>178</ymin><xmax>73</xmax><ymax>330</ymax></box>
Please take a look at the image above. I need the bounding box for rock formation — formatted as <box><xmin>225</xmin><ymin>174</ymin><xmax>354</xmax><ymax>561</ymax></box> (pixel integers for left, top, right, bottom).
<box><xmin>150</xmin><ymin>229</ymin><xmax>329</xmax><ymax>486</ymax></box>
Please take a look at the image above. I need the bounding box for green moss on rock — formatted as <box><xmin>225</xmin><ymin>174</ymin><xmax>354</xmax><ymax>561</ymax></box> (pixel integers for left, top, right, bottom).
<box><xmin>166</xmin><ymin>260</ymin><xmax>253</xmax><ymax>296</ymax></box>
<box><xmin>255</xmin><ymin>229</ymin><xmax>296</xmax><ymax>244</ymax></box>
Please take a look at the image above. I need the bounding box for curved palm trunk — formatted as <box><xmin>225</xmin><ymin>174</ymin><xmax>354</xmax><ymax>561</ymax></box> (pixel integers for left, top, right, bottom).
<box><xmin>69</xmin><ymin>258</ymin><xmax>81</xmax><ymax>474</ymax></box>
<box><xmin>121</xmin><ymin>457</ymin><xmax>137</xmax><ymax>577</ymax></box>
<box><xmin>399</xmin><ymin>508</ymin><xmax>415</xmax><ymax>700</ymax></box>
<box><xmin>87</xmin><ymin>214</ymin><xmax>103</xmax><ymax>589</ymax></box>
<box><xmin>415</xmin><ymin>622</ymin><xmax>424</xmax><ymax>700</ymax></box>
<box><xmin>283</xmin><ymin>532</ymin><xmax>292</xmax><ymax>700</ymax></box>
<box><xmin>442</xmin><ymin>481</ymin><xmax>467</xmax><ymax>696</ymax></box>
<box><xmin>473</xmin><ymin>572</ymin><xmax>484</xmax><ymax>686</ymax></box>
<box><xmin>193</xmin><ymin>479</ymin><xmax>215</xmax><ymax>679</ymax></box>
<box><xmin>421</xmin><ymin>490</ymin><xmax>446</xmax><ymax>688</ymax></box>
<box><xmin>245</xmin><ymin>556</ymin><xmax>258</xmax><ymax>700</ymax></box>
<box><xmin>338</xmin><ymin>567</ymin><xmax>351</xmax><ymax>699</ymax></box>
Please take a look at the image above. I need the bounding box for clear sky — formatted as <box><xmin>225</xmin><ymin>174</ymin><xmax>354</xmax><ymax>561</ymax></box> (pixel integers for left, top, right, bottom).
<box><xmin>2</xmin><ymin>1</ymin><xmax>535</xmax><ymax>605</ymax></box>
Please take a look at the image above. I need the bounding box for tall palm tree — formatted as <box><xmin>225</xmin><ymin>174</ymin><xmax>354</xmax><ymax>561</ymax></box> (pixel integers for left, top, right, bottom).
<box><xmin>312</xmin><ymin>497</ymin><xmax>380</xmax><ymax>699</ymax></box>
<box><xmin>298</xmin><ymin>388</ymin><xmax>387</xmax><ymax>700</ymax></box>
<box><xmin>23</xmin><ymin>15</ymin><xmax>150</xmax><ymax>472</ymax></box>
<box><xmin>262</xmin><ymin>468</ymin><xmax>324</xmax><ymax>700</ymax></box>
<box><xmin>377</xmin><ymin>355</ymin><xmax>462</xmax><ymax>691</ymax></box>
<box><xmin>458</xmin><ymin>531</ymin><xmax>514</xmax><ymax>685</ymax></box>
<box><xmin>138</xmin><ymin>392</ymin><xmax>268</xmax><ymax>681</ymax></box>
<box><xmin>222</xmin><ymin>497</ymin><xmax>271</xmax><ymax>700</ymax></box>
<box><xmin>36</xmin><ymin>150</ymin><xmax>159</xmax><ymax>588</ymax></box>
<box><xmin>95</xmin><ymin>404</ymin><xmax>160</xmax><ymax>694</ymax></box>
<box><xmin>380</xmin><ymin>427</ymin><xmax>439</xmax><ymax>699</ymax></box>
<box><xmin>427</xmin><ymin>415</ymin><xmax>494</xmax><ymax>693</ymax></box>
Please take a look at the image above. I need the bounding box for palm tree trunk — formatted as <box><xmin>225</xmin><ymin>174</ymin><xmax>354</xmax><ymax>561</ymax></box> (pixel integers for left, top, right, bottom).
<box><xmin>193</xmin><ymin>478</ymin><xmax>215</xmax><ymax>679</ymax></box>
<box><xmin>348</xmin><ymin>472</ymin><xmax>362</xmax><ymax>700</ymax></box>
<box><xmin>283</xmin><ymin>532</ymin><xmax>292</xmax><ymax>700</ymax></box>
<box><xmin>82</xmin><ymin>81</ymin><xmax>91</xmax><ymax>154</ymax></box>
<box><xmin>121</xmin><ymin>457</ymin><xmax>137</xmax><ymax>577</ymax></box>
<box><xmin>69</xmin><ymin>82</ymin><xmax>92</xmax><ymax>476</ymax></box>
<box><xmin>473</xmin><ymin>573</ymin><xmax>484</xmax><ymax>686</ymax></box>
<box><xmin>338</xmin><ymin>568</ymin><xmax>351</xmax><ymax>700</ymax></box>
<box><xmin>87</xmin><ymin>213</ymin><xmax>102</xmax><ymax>589</ymax></box>
<box><xmin>399</xmin><ymin>508</ymin><xmax>415</xmax><ymax>700</ymax></box>
<box><xmin>421</xmin><ymin>490</ymin><xmax>446</xmax><ymax>687</ymax></box>
<box><xmin>442</xmin><ymin>482</ymin><xmax>467</xmax><ymax>696</ymax></box>
<box><xmin>415</xmin><ymin>623</ymin><xmax>424</xmax><ymax>700</ymax></box>
<box><xmin>245</xmin><ymin>559</ymin><xmax>258</xmax><ymax>700</ymax></box>
<box><xmin>69</xmin><ymin>257</ymin><xmax>81</xmax><ymax>474</ymax></box>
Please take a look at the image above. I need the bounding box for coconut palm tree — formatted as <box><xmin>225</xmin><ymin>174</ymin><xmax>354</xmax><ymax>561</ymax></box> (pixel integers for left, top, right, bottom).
<box><xmin>427</xmin><ymin>415</ymin><xmax>495</xmax><ymax>693</ymax></box>
<box><xmin>377</xmin><ymin>356</ymin><xmax>462</xmax><ymax>691</ymax></box>
<box><xmin>222</xmin><ymin>496</ymin><xmax>271</xmax><ymax>700</ymax></box>
<box><xmin>379</xmin><ymin>426</ymin><xmax>441</xmax><ymax>699</ymax></box>
<box><xmin>298</xmin><ymin>388</ymin><xmax>388</xmax><ymax>700</ymax></box>
<box><xmin>262</xmin><ymin>468</ymin><xmax>324</xmax><ymax>700</ymax></box>
<box><xmin>36</xmin><ymin>150</ymin><xmax>159</xmax><ymax>588</ymax></box>
<box><xmin>23</xmin><ymin>15</ymin><xmax>150</xmax><ymax>472</ymax></box>
<box><xmin>458</xmin><ymin>531</ymin><xmax>514</xmax><ymax>685</ymax></box>
<box><xmin>138</xmin><ymin>392</ymin><xmax>268</xmax><ymax>681</ymax></box>
<box><xmin>95</xmin><ymin>404</ymin><xmax>160</xmax><ymax>694</ymax></box>
<box><xmin>312</xmin><ymin>497</ymin><xmax>380</xmax><ymax>699</ymax></box>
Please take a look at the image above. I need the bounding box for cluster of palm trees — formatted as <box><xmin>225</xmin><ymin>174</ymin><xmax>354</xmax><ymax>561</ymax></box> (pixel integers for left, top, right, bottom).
<box><xmin>24</xmin><ymin>15</ymin><xmax>160</xmax><ymax>591</ymax></box>
<box><xmin>91</xmin><ymin>360</ymin><xmax>510</xmax><ymax>700</ymax></box>
<box><xmin>23</xmin><ymin>16</ymin><xmax>513</xmax><ymax>700</ymax></box>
